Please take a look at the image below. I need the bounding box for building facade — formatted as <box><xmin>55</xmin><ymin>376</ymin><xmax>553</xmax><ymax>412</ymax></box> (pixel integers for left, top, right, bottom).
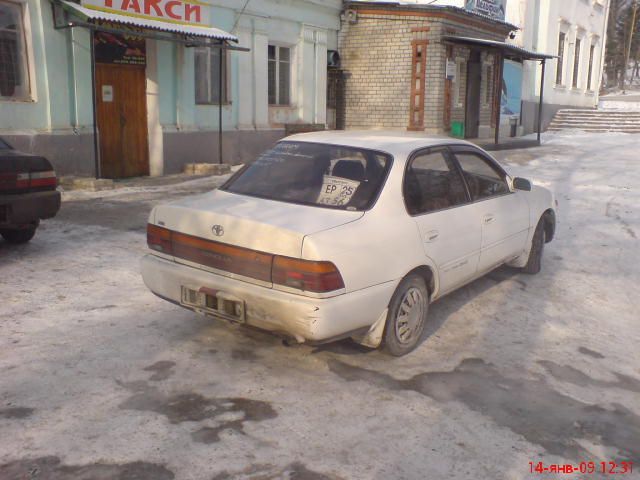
<box><xmin>338</xmin><ymin>1</ymin><xmax>516</xmax><ymax>138</ymax></box>
<box><xmin>505</xmin><ymin>0</ymin><xmax>610</xmax><ymax>132</ymax></box>
<box><xmin>0</xmin><ymin>0</ymin><xmax>341</xmax><ymax>177</ymax></box>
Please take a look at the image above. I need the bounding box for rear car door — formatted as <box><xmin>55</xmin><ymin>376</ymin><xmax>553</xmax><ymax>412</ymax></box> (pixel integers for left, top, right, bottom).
<box><xmin>450</xmin><ymin>146</ymin><xmax>529</xmax><ymax>273</ymax></box>
<box><xmin>404</xmin><ymin>147</ymin><xmax>482</xmax><ymax>294</ymax></box>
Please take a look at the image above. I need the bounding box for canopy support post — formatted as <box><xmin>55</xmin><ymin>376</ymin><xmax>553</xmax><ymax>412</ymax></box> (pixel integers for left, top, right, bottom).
<box><xmin>89</xmin><ymin>29</ymin><xmax>101</xmax><ymax>179</ymax></box>
<box><xmin>494</xmin><ymin>52</ymin><xmax>504</xmax><ymax>145</ymax></box>
<box><xmin>218</xmin><ymin>41</ymin><xmax>223</xmax><ymax>165</ymax></box>
<box><xmin>537</xmin><ymin>59</ymin><xmax>546</xmax><ymax>144</ymax></box>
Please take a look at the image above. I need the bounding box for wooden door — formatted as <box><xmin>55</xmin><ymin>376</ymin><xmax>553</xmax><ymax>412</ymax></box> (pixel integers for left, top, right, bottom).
<box><xmin>465</xmin><ymin>51</ymin><xmax>482</xmax><ymax>139</ymax></box>
<box><xmin>95</xmin><ymin>64</ymin><xmax>149</xmax><ymax>178</ymax></box>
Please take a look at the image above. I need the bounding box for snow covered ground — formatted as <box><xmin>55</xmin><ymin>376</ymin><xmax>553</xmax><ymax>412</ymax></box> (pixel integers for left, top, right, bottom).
<box><xmin>0</xmin><ymin>132</ymin><xmax>639</xmax><ymax>480</ymax></box>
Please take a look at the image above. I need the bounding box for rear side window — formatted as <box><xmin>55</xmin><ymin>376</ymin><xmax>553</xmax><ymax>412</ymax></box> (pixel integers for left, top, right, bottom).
<box><xmin>454</xmin><ymin>151</ymin><xmax>510</xmax><ymax>201</ymax></box>
<box><xmin>222</xmin><ymin>142</ymin><xmax>392</xmax><ymax>211</ymax></box>
<box><xmin>404</xmin><ymin>149</ymin><xmax>469</xmax><ymax>215</ymax></box>
<box><xmin>0</xmin><ymin>138</ymin><xmax>11</xmax><ymax>149</ymax></box>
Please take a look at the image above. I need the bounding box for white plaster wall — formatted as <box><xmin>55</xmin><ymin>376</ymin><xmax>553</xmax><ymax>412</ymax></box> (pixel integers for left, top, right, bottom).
<box><xmin>507</xmin><ymin>0</ymin><xmax>609</xmax><ymax>108</ymax></box>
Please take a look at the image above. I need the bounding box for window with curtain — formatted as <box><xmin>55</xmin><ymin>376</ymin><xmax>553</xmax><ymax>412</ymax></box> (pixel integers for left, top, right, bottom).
<box><xmin>268</xmin><ymin>45</ymin><xmax>290</xmax><ymax>105</ymax></box>
<box><xmin>194</xmin><ymin>46</ymin><xmax>228</xmax><ymax>105</ymax></box>
<box><xmin>0</xmin><ymin>0</ymin><xmax>30</xmax><ymax>100</ymax></box>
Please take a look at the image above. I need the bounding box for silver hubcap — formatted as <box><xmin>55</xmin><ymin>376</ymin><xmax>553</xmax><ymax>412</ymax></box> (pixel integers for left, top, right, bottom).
<box><xmin>395</xmin><ymin>287</ymin><xmax>425</xmax><ymax>344</ymax></box>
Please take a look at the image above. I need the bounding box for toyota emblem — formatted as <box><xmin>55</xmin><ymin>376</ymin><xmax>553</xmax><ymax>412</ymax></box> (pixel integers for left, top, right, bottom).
<box><xmin>212</xmin><ymin>225</ymin><xmax>224</xmax><ymax>237</ymax></box>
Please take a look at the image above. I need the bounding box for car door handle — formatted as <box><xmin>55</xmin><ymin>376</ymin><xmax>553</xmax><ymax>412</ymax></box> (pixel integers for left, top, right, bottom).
<box><xmin>484</xmin><ymin>214</ymin><xmax>495</xmax><ymax>224</ymax></box>
<box><xmin>425</xmin><ymin>230</ymin><xmax>439</xmax><ymax>242</ymax></box>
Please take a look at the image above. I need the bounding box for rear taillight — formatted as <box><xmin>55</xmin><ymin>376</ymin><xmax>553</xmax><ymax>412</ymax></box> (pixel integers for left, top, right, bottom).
<box><xmin>147</xmin><ymin>224</ymin><xmax>173</xmax><ymax>254</ymax></box>
<box><xmin>272</xmin><ymin>256</ymin><xmax>345</xmax><ymax>293</ymax></box>
<box><xmin>0</xmin><ymin>171</ymin><xmax>56</xmax><ymax>190</ymax></box>
<box><xmin>147</xmin><ymin>224</ymin><xmax>345</xmax><ymax>294</ymax></box>
<box><xmin>29</xmin><ymin>171</ymin><xmax>57</xmax><ymax>188</ymax></box>
<box><xmin>171</xmin><ymin>231</ymin><xmax>273</xmax><ymax>282</ymax></box>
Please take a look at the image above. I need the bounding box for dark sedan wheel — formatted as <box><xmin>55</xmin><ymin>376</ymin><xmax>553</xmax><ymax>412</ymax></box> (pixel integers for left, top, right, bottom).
<box><xmin>383</xmin><ymin>274</ymin><xmax>429</xmax><ymax>356</ymax></box>
<box><xmin>1</xmin><ymin>226</ymin><xmax>37</xmax><ymax>244</ymax></box>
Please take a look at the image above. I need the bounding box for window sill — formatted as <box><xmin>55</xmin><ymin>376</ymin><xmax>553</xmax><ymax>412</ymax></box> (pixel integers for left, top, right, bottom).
<box><xmin>0</xmin><ymin>97</ymin><xmax>35</xmax><ymax>103</ymax></box>
<box><xmin>269</xmin><ymin>104</ymin><xmax>294</xmax><ymax>108</ymax></box>
<box><xmin>195</xmin><ymin>102</ymin><xmax>232</xmax><ymax>107</ymax></box>
<box><xmin>554</xmin><ymin>85</ymin><xmax>566</xmax><ymax>91</ymax></box>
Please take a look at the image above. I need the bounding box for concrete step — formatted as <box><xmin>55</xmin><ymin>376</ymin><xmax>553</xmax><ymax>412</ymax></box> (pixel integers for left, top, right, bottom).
<box><xmin>547</xmin><ymin>127</ymin><xmax>640</xmax><ymax>133</ymax></box>
<box><xmin>549</xmin><ymin>108</ymin><xmax>640</xmax><ymax>133</ymax></box>
<box><xmin>549</xmin><ymin>120</ymin><xmax>640</xmax><ymax>127</ymax></box>
<box><xmin>555</xmin><ymin>113</ymin><xmax>640</xmax><ymax>118</ymax></box>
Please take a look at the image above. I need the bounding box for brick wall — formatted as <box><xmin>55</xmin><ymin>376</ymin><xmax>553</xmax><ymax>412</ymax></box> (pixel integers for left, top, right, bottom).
<box><xmin>338</xmin><ymin>8</ymin><xmax>508</xmax><ymax>135</ymax></box>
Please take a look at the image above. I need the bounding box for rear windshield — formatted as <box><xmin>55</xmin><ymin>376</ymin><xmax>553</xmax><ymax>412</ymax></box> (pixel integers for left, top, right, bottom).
<box><xmin>222</xmin><ymin>141</ymin><xmax>392</xmax><ymax>211</ymax></box>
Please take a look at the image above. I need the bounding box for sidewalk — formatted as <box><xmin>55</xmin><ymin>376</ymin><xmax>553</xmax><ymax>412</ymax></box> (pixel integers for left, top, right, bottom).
<box><xmin>59</xmin><ymin>164</ymin><xmax>235</xmax><ymax>192</ymax></box>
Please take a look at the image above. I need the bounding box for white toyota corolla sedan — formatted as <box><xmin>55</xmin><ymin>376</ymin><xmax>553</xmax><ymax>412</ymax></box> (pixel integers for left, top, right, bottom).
<box><xmin>142</xmin><ymin>131</ymin><xmax>556</xmax><ymax>356</ymax></box>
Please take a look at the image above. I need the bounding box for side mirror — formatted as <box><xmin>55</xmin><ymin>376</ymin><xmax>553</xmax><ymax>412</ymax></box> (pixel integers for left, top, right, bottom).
<box><xmin>513</xmin><ymin>177</ymin><xmax>532</xmax><ymax>191</ymax></box>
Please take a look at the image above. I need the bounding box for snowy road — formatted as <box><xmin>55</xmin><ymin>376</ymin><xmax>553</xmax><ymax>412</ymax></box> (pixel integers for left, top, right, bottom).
<box><xmin>1</xmin><ymin>132</ymin><xmax>639</xmax><ymax>480</ymax></box>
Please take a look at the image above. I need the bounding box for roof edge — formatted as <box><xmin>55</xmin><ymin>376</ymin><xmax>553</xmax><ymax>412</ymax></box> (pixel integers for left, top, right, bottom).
<box><xmin>343</xmin><ymin>1</ymin><xmax>518</xmax><ymax>32</ymax></box>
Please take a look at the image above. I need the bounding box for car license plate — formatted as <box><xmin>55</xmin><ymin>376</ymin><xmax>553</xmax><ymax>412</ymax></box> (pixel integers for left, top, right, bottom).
<box><xmin>181</xmin><ymin>286</ymin><xmax>245</xmax><ymax>323</ymax></box>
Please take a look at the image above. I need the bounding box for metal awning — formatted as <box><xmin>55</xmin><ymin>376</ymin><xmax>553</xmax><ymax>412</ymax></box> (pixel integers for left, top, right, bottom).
<box><xmin>442</xmin><ymin>36</ymin><xmax>556</xmax><ymax>61</ymax></box>
<box><xmin>58</xmin><ymin>0</ymin><xmax>238</xmax><ymax>42</ymax></box>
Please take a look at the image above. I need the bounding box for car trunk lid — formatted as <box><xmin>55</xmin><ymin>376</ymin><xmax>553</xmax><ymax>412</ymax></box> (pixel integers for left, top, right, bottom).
<box><xmin>153</xmin><ymin>189</ymin><xmax>363</xmax><ymax>259</ymax></box>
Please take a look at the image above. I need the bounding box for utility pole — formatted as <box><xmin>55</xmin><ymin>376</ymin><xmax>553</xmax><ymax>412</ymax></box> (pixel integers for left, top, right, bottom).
<box><xmin>622</xmin><ymin>0</ymin><xmax>639</xmax><ymax>92</ymax></box>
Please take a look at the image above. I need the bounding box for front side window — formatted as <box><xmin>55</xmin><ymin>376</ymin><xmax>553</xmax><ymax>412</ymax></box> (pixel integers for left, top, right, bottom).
<box><xmin>268</xmin><ymin>45</ymin><xmax>290</xmax><ymax>105</ymax></box>
<box><xmin>404</xmin><ymin>149</ymin><xmax>468</xmax><ymax>215</ymax></box>
<box><xmin>556</xmin><ymin>31</ymin><xmax>566</xmax><ymax>86</ymax></box>
<box><xmin>222</xmin><ymin>142</ymin><xmax>391</xmax><ymax>211</ymax></box>
<box><xmin>0</xmin><ymin>0</ymin><xmax>30</xmax><ymax>100</ymax></box>
<box><xmin>454</xmin><ymin>151</ymin><xmax>510</xmax><ymax>201</ymax></box>
<box><xmin>194</xmin><ymin>46</ymin><xmax>227</xmax><ymax>104</ymax></box>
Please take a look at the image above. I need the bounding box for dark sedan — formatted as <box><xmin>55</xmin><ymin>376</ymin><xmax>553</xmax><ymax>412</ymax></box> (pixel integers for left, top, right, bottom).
<box><xmin>0</xmin><ymin>138</ymin><xmax>60</xmax><ymax>244</ymax></box>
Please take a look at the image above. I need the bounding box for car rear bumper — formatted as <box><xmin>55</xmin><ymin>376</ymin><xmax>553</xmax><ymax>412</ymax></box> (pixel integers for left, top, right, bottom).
<box><xmin>0</xmin><ymin>190</ymin><xmax>61</xmax><ymax>226</ymax></box>
<box><xmin>141</xmin><ymin>254</ymin><xmax>395</xmax><ymax>342</ymax></box>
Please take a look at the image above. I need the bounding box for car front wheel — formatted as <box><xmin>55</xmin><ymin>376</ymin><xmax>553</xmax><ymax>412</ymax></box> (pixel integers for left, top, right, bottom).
<box><xmin>1</xmin><ymin>226</ymin><xmax>37</xmax><ymax>244</ymax></box>
<box><xmin>383</xmin><ymin>274</ymin><xmax>429</xmax><ymax>356</ymax></box>
<box><xmin>521</xmin><ymin>217</ymin><xmax>545</xmax><ymax>274</ymax></box>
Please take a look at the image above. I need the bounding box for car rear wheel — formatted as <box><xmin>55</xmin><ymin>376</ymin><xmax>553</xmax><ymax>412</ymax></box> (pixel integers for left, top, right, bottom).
<box><xmin>521</xmin><ymin>217</ymin><xmax>545</xmax><ymax>274</ymax></box>
<box><xmin>1</xmin><ymin>225</ymin><xmax>37</xmax><ymax>244</ymax></box>
<box><xmin>383</xmin><ymin>274</ymin><xmax>429</xmax><ymax>356</ymax></box>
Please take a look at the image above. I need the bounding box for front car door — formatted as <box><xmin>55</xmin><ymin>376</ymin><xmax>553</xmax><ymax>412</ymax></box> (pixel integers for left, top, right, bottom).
<box><xmin>450</xmin><ymin>146</ymin><xmax>529</xmax><ymax>273</ymax></box>
<box><xmin>403</xmin><ymin>148</ymin><xmax>482</xmax><ymax>295</ymax></box>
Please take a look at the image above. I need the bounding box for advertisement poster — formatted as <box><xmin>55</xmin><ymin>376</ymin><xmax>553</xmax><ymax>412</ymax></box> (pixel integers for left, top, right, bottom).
<box><xmin>464</xmin><ymin>0</ymin><xmax>506</xmax><ymax>21</ymax></box>
<box><xmin>501</xmin><ymin>60</ymin><xmax>523</xmax><ymax>120</ymax></box>
<box><xmin>94</xmin><ymin>28</ymin><xmax>146</xmax><ymax>66</ymax></box>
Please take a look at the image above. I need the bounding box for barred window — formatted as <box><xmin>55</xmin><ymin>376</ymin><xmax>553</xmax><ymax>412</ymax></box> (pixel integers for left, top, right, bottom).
<box><xmin>268</xmin><ymin>45</ymin><xmax>290</xmax><ymax>105</ymax></box>
<box><xmin>194</xmin><ymin>46</ymin><xmax>228</xmax><ymax>104</ymax></box>
<box><xmin>0</xmin><ymin>0</ymin><xmax>30</xmax><ymax>100</ymax></box>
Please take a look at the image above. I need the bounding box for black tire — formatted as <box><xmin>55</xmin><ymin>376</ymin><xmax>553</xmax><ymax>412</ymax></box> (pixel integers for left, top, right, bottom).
<box><xmin>521</xmin><ymin>218</ymin><xmax>545</xmax><ymax>274</ymax></box>
<box><xmin>383</xmin><ymin>274</ymin><xmax>429</xmax><ymax>356</ymax></box>
<box><xmin>1</xmin><ymin>226</ymin><xmax>37</xmax><ymax>244</ymax></box>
